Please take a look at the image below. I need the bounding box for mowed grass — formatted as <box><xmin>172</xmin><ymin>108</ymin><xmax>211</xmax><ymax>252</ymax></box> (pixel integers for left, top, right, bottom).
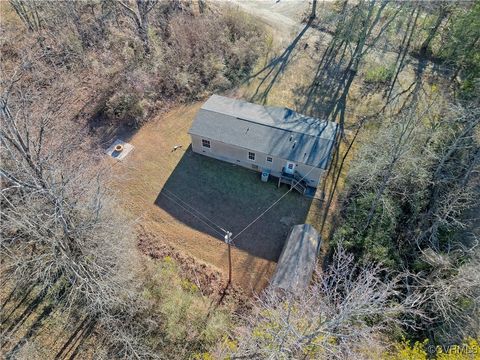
<box><xmin>158</xmin><ymin>146</ymin><xmax>313</xmax><ymax>261</ymax></box>
<box><xmin>112</xmin><ymin>102</ymin><xmax>323</xmax><ymax>292</ymax></box>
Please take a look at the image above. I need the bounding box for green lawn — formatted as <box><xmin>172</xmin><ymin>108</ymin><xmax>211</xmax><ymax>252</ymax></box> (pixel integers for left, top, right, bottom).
<box><xmin>156</xmin><ymin>146</ymin><xmax>313</xmax><ymax>261</ymax></box>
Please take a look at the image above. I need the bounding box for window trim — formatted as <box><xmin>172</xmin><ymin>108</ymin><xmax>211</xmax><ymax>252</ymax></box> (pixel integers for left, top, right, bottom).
<box><xmin>248</xmin><ymin>151</ymin><xmax>256</xmax><ymax>161</ymax></box>
<box><xmin>266</xmin><ymin>156</ymin><xmax>273</xmax><ymax>163</ymax></box>
<box><xmin>285</xmin><ymin>161</ymin><xmax>296</xmax><ymax>174</ymax></box>
<box><xmin>201</xmin><ymin>139</ymin><xmax>211</xmax><ymax>148</ymax></box>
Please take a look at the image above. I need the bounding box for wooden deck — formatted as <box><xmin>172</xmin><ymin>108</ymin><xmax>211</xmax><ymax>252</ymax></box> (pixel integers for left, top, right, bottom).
<box><xmin>277</xmin><ymin>168</ymin><xmax>316</xmax><ymax>197</ymax></box>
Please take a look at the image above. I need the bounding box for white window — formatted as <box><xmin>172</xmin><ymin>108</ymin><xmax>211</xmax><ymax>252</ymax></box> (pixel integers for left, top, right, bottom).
<box><xmin>248</xmin><ymin>152</ymin><xmax>255</xmax><ymax>161</ymax></box>
<box><xmin>202</xmin><ymin>139</ymin><xmax>210</xmax><ymax>148</ymax></box>
<box><xmin>266</xmin><ymin>156</ymin><xmax>273</xmax><ymax>163</ymax></box>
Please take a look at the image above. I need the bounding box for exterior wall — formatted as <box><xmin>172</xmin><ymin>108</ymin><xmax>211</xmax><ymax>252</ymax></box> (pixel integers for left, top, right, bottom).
<box><xmin>190</xmin><ymin>134</ymin><xmax>325</xmax><ymax>187</ymax></box>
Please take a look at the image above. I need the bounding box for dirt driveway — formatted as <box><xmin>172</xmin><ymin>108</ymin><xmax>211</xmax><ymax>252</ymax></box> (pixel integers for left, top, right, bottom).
<box><xmin>112</xmin><ymin>102</ymin><xmax>322</xmax><ymax>292</ymax></box>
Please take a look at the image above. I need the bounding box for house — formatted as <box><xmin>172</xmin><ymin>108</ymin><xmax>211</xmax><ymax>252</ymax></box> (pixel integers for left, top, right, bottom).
<box><xmin>270</xmin><ymin>224</ymin><xmax>321</xmax><ymax>294</ymax></box>
<box><xmin>188</xmin><ymin>95</ymin><xmax>339</xmax><ymax>195</ymax></box>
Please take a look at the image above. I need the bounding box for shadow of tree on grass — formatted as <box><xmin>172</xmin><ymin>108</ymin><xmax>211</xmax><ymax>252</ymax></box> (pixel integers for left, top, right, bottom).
<box><xmin>246</xmin><ymin>0</ymin><xmax>318</xmax><ymax>105</ymax></box>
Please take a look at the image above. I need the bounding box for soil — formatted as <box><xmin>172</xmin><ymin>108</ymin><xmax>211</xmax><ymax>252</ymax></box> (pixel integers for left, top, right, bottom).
<box><xmin>137</xmin><ymin>225</ymin><xmax>250</xmax><ymax>309</ymax></box>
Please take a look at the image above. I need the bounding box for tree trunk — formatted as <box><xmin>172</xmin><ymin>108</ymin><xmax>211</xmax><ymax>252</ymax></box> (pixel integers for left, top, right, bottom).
<box><xmin>118</xmin><ymin>0</ymin><xmax>157</xmax><ymax>56</ymax></box>
<box><xmin>419</xmin><ymin>6</ymin><xmax>449</xmax><ymax>58</ymax></box>
<box><xmin>9</xmin><ymin>0</ymin><xmax>42</xmax><ymax>32</ymax></box>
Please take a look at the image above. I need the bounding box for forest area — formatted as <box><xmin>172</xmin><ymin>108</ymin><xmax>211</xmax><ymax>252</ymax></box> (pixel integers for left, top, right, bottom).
<box><xmin>0</xmin><ymin>0</ymin><xmax>479</xmax><ymax>359</ymax></box>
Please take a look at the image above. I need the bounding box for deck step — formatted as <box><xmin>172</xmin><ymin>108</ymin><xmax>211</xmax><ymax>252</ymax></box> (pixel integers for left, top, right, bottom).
<box><xmin>292</xmin><ymin>182</ymin><xmax>306</xmax><ymax>194</ymax></box>
<box><xmin>278</xmin><ymin>169</ymin><xmax>314</xmax><ymax>196</ymax></box>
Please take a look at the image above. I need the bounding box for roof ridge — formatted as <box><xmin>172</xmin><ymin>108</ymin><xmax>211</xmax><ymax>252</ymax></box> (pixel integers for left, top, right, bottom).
<box><xmin>199</xmin><ymin>105</ymin><xmax>330</xmax><ymax>139</ymax></box>
<box><xmin>199</xmin><ymin>95</ymin><xmax>338</xmax><ymax>142</ymax></box>
<box><xmin>201</xmin><ymin>96</ymin><xmax>337</xmax><ymax>139</ymax></box>
<box><xmin>232</xmin><ymin>115</ymin><xmax>327</xmax><ymax>139</ymax></box>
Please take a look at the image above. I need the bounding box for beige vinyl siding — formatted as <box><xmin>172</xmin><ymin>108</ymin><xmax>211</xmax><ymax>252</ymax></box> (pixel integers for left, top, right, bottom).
<box><xmin>190</xmin><ymin>134</ymin><xmax>325</xmax><ymax>187</ymax></box>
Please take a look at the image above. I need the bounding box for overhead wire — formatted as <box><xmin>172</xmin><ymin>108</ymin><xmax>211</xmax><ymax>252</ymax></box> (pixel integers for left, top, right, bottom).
<box><xmin>232</xmin><ymin>166</ymin><xmax>317</xmax><ymax>241</ymax></box>
<box><xmin>159</xmin><ymin>190</ymin><xmax>225</xmax><ymax>238</ymax></box>
<box><xmin>104</xmin><ymin>126</ymin><xmax>234</xmax><ymax>244</ymax></box>
<box><xmin>161</xmin><ymin>187</ymin><xmax>227</xmax><ymax>235</ymax></box>
<box><xmin>160</xmin><ymin>189</ymin><xmax>240</xmax><ymax>247</ymax></box>
<box><xmin>108</xmin><ymin>123</ymin><xmax>318</xmax><ymax>249</ymax></box>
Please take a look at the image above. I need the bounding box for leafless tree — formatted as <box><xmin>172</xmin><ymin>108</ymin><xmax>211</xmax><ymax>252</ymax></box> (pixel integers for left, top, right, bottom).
<box><xmin>64</xmin><ymin>0</ymin><xmax>89</xmax><ymax>49</ymax></box>
<box><xmin>384</xmin><ymin>4</ymin><xmax>420</xmax><ymax>104</ymax></box>
<box><xmin>347</xmin><ymin>104</ymin><xmax>430</xmax><ymax>234</ymax></box>
<box><xmin>118</xmin><ymin>0</ymin><xmax>158</xmax><ymax>55</ymax></box>
<box><xmin>327</xmin><ymin>0</ymin><xmax>402</xmax><ymax>127</ymax></box>
<box><xmin>410</xmin><ymin>246</ymin><xmax>480</xmax><ymax>345</ymax></box>
<box><xmin>338</xmin><ymin>98</ymin><xmax>479</xmax><ymax>343</ymax></box>
<box><xmin>417</xmin><ymin>2</ymin><xmax>452</xmax><ymax>58</ymax></box>
<box><xmin>9</xmin><ymin>0</ymin><xmax>43</xmax><ymax>32</ymax></box>
<box><xmin>413</xmin><ymin>106</ymin><xmax>480</xmax><ymax>250</ymax></box>
<box><xmin>229</xmin><ymin>246</ymin><xmax>425</xmax><ymax>360</ymax></box>
<box><xmin>0</xmin><ymin>68</ymin><xmax>156</xmax><ymax>357</ymax></box>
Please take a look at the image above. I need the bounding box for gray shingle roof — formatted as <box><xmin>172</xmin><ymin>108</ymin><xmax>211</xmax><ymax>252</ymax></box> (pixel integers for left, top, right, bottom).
<box><xmin>270</xmin><ymin>224</ymin><xmax>321</xmax><ymax>294</ymax></box>
<box><xmin>188</xmin><ymin>95</ymin><xmax>338</xmax><ymax>169</ymax></box>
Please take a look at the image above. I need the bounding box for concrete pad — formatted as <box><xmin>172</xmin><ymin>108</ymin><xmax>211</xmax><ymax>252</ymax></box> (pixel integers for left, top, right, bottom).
<box><xmin>106</xmin><ymin>139</ymin><xmax>134</xmax><ymax>160</ymax></box>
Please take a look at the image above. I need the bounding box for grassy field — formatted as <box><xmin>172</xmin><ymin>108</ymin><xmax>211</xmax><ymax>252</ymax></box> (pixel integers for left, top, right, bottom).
<box><xmin>157</xmin><ymin>147</ymin><xmax>313</xmax><ymax>261</ymax></box>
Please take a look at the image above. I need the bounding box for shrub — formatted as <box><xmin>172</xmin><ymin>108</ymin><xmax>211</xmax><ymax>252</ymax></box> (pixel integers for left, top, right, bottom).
<box><xmin>333</xmin><ymin>191</ymin><xmax>401</xmax><ymax>269</ymax></box>
<box><xmin>364</xmin><ymin>63</ymin><xmax>395</xmax><ymax>84</ymax></box>
<box><xmin>386</xmin><ymin>338</ymin><xmax>480</xmax><ymax>360</ymax></box>
<box><xmin>100</xmin><ymin>7</ymin><xmax>264</xmax><ymax>128</ymax></box>
<box><xmin>160</xmin><ymin>10</ymin><xmax>264</xmax><ymax>99</ymax></box>
<box><xmin>105</xmin><ymin>91</ymin><xmax>145</xmax><ymax>127</ymax></box>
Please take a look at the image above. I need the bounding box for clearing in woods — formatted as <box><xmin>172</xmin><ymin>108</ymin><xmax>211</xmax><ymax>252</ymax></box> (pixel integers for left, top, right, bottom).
<box><xmin>112</xmin><ymin>2</ymin><xmax>351</xmax><ymax>292</ymax></box>
<box><xmin>113</xmin><ymin>102</ymin><xmax>324</xmax><ymax>292</ymax></box>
